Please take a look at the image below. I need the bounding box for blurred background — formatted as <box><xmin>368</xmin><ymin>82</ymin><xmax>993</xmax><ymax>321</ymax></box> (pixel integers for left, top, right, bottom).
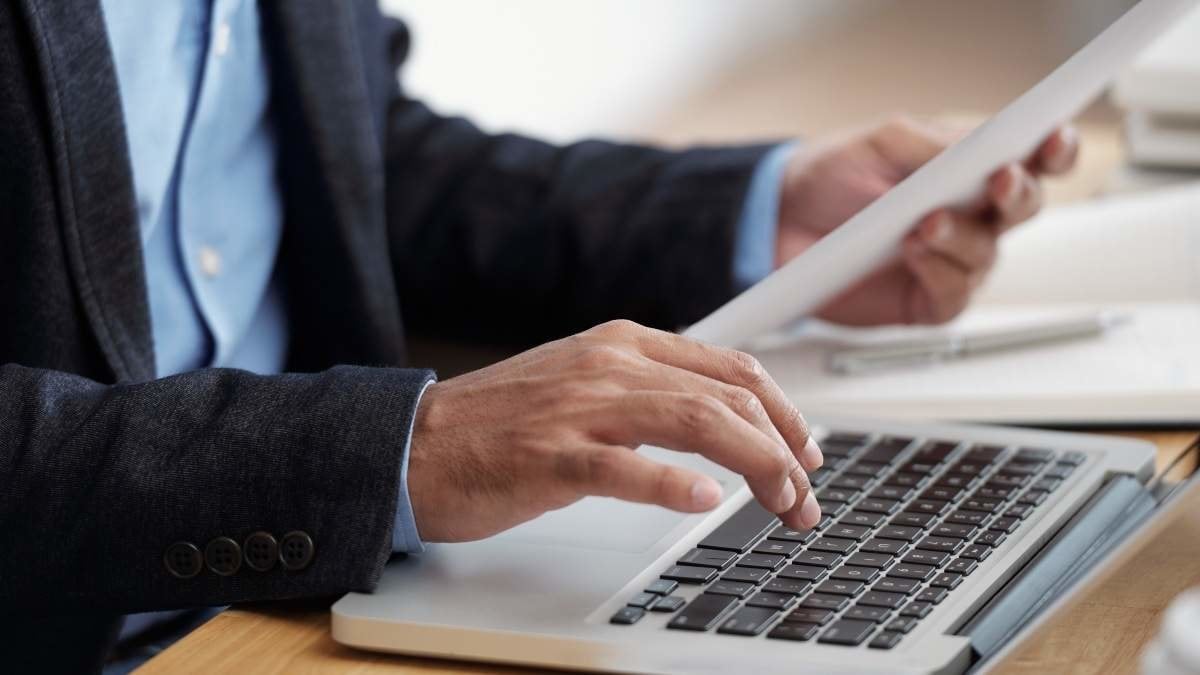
<box><xmin>380</xmin><ymin>0</ymin><xmax>1134</xmax><ymax>145</ymax></box>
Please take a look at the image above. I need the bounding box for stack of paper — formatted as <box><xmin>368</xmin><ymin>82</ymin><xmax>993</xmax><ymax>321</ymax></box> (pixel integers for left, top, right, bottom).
<box><xmin>1113</xmin><ymin>6</ymin><xmax>1200</xmax><ymax>168</ymax></box>
<box><xmin>748</xmin><ymin>183</ymin><xmax>1200</xmax><ymax>426</ymax></box>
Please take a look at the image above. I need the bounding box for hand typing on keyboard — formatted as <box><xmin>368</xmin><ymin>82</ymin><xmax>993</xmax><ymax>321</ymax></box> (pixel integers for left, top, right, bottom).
<box><xmin>407</xmin><ymin>319</ymin><xmax>825</xmax><ymax>542</ymax></box>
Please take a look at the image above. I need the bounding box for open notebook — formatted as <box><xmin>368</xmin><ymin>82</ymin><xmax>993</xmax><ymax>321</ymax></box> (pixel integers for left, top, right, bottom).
<box><xmin>749</xmin><ymin>182</ymin><xmax>1200</xmax><ymax>426</ymax></box>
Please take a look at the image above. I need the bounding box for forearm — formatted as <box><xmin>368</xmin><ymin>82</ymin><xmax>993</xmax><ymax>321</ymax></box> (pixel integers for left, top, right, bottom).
<box><xmin>0</xmin><ymin>363</ymin><xmax>433</xmax><ymax>614</ymax></box>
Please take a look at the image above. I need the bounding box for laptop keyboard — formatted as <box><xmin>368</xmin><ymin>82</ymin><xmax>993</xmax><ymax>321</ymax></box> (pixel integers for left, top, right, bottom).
<box><xmin>609</xmin><ymin>432</ymin><xmax>1087</xmax><ymax>649</ymax></box>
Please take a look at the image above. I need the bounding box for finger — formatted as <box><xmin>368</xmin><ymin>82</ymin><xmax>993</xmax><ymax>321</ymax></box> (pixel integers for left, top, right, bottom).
<box><xmin>606</xmin><ymin>391</ymin><xmax>819</xmax><ymax>528</ymax></box>
<box><xmin>912</xmin><ymin>210</ymin><xmax>998</xmax><ymax>273</ymax></box>
<box><xmin>867</xmin><ymin>117</ymin><xmax>961</xmax><ymax>176</ymax></box>
<box><xmin>560</xmin><ymin>444</ymin><xmax>724</xmax><ymax>513</ymax></box>
<box><xmin>1027</xmin><ymin>126</ymin><xmax>1079</xmax><ymax>176</ymax></box>
<box><xmin>608</xmin><ymin>323</ymin><xmax>822</xmax><ymax>473</ymax></box>
<box><xmin>902</xmin><ymin>240</ymin><xmax>976</xmax><ymax>325</ymax></box>
<box><xmin>986</xmin><ymin>163</ymin><xmax>1043</xmax><ymax>230</ymax></box>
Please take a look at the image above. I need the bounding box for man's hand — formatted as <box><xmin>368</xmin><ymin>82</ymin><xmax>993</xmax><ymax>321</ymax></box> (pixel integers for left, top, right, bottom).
<box><xmin>777</xmin><ymin>118</ymin><xmax>1079</xmax><ymax>325</ymax></box>
<box><xmin>407</xmin><ymin>320</ymin><xmax>824</xmax><ymax>542</ymax></box>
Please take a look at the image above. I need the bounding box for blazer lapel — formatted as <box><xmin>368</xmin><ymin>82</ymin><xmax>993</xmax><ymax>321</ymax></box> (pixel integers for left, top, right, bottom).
<box><xmin>16</xmin><ymin>0</ymin><xmax>154</xmax><ymax>382</ymax></box>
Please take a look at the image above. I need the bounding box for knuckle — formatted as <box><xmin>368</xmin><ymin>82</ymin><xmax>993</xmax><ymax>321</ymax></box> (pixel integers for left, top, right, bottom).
<box><xmin>583</xmin><ymin>448</ymin><xmax>621</xmax><ymax>487</ymax></box>
<box><xmin>679</xmin><ymin>394</ymin><xmax>723</xmax><ymax>436</ymax></box>
<box><xmin>576</xmin><ymin>344</ymin><xmax>625</xmax><ymax>371</ymax></box>
<box><xmin>593</xmin><ymin>319</ymin><xmax>641</xmax><ymax>339</ymax></box>
<box><xmin>729</xmin><ymin>350</ymin><xmax>768</xmax><ymax>388</ymax></box>
<box><xmin>725</xmin><ymin>386</ymin><xmax>765</xmax><ymax>421</ymax></box>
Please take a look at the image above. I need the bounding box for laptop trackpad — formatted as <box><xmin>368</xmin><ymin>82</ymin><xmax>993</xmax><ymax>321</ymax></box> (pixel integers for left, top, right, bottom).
<box><xmin>492</xmin><ymin>496</ymin><xmax>693</xmax><ymax>554</ymax></box>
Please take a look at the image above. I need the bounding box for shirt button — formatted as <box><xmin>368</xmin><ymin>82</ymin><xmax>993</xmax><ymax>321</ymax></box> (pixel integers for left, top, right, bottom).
<box><xmin>198</xmin><ymin>246</ymin><xmax>222</xmax><ymax>278</ymax></box>
<box><xmin>214</xmin><ymin>21</ymin><xmax>232</xmax><ymax>57</ymax></box>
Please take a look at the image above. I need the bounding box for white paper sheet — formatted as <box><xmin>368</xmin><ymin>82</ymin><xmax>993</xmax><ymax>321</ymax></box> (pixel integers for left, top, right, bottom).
<box><xmin>686</xmin><ymin>0</ymin><xmax>1200</xmax><ymax>348</ymax></box>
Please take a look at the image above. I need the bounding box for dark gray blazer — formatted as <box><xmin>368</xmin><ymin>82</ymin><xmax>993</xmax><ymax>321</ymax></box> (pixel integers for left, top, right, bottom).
<box><xmin>0</xmin><ymin>0</ymin><xmax>768</xmax><ymax>670</ymax></box>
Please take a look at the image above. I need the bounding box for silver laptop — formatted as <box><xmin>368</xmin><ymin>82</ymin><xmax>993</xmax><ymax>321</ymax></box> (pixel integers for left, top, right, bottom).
<box><xmin>332</xmin><ymin>418</ymin><xmax>1197</xmax><ymax>674</ymax></box>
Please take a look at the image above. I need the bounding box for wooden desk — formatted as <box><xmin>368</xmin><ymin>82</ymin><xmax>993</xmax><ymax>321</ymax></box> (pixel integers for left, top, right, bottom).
<box><xmin>142</xmin><ymin>431</ymin><xmax>1199</xmax><ymax>675</ymax></box>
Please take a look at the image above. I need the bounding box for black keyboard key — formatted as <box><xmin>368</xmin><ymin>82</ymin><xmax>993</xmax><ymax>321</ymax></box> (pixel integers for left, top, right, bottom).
<box><xmin>722</xmin><ymin>567</ymin><xmax>771</xmax><ymax>584</ymax></box>
<box><xmin>888</xmin><ymin>563</ymin><xmax>936</xmax><ymax>582</ymax></box>
<box><xmin>857</xmin><ymin>498</ymin><xmax>901</xmax><ymax>515</ymax></box>
<box><xmin>767</xmin><ymin>525</ymin><xmax>816</xmax><ymax>544</ymax></box>
<box><xmin>935</xmin><ymin>474</ymin><xmax>980</xmax><ymax>490</ymax></box>
<box><xmin>814</xmin><ymin>514</ymin><xmax>834</xmax><ymax>530</ymax></box>
<box><xmin>610</xmin><ymin>607</ymin><xmax>645</xmax><ymax>625</ymax></box>
<box><xmin>950</xmin><ymin>461</ymin><xmax>988</xmax><ymax>475</ymax></box>
<box><xmin>826</xmin><ymin>523</ymin><xmax>872</xmax><ymax>542</ymax></box>
<box><xmin>651</xmin><ymin>595</ymin><xmax>687</xmax><ymax>612</ymax></box>
<box><xmin>962</xmin><ymin>496</ymin><xmax>1004</xmax><ymax>512</ymax></box>
<box><xmin>707</xmin><ymin>580</ymin><xmax>755</xmax><ymax>598</ymax></box>
<box><xmin>902</xmin><ymin>550</ymin><xmax>949</xmax><ymax>567</ymax></box>
<box><xmin>768</xmin><ymin>622</ymin><xmax>820</xmax><ymax>641</ymax></box>
<box><xmin>764</xmin><ymin>577</ymin><xmax>811</xmax><ymax>596</ymax></box>
<box><xmin>885</xmin><ymin>472</ymin><xmax>927</xmax><ymax>489</ymax></box>
<box><xmin>819</xmin><ymin>487</ymin><xmax>860</xmax><ymax>503</ymax></box>
<box><xmin>800</xmin><ymin>593</ymin><xmax>850</xmax><ymax>611</ymax></box>
<box><xmin>747</xmin><ymin>591</ymin><xmax>798</xmax><ymax>611</ymax></box>
<box><xmin>1018</xmin><ymin>490</ymin><xmax>1049</xmax><ymax>506</ymax></box>
<box><xmin>697</xmin><ymin>501</ymin><xmax>778</xmax><ymax>553</ymax></box>
<box><xmin>905</xmin><ymin>500</ymin><xmax>951</xmax><ymax>517</ymax></box>
<box><xmin>921</xmin><ymin>486</ymin><xmax>964</xmax><ymax>502</ymax></box>
<box><xmin>738</xmin><ymin>553</ymin><xmax>786</xmax><ymax>570</ymax></box>
<box><xmin>845</xmin><ymin>461</ymin><xmax>889</xmax><ymax>477</ymax></box>
<box><xmin>915</xmin><ymin>587</ymin><xmax>948</xmax><ymax>604</ymax></box>
<box><xmin>932</xmin><ymin>572</ymin><xmax>963</xmax><ymax>590</ymax></box>
<box><xmin>819</xmin><ymin>619</ymin><xmax>877</xmax><ymax>646</ymax></box>
<box><xmin>840</xmin><ymin>511</ymin><xmax>887</xmax><ymax>528</ymax></box>
<box><xmin>870</xmin><ymin>485</ymin><xmax>915</xmax><ymax>501</ymax></box>
<box><xmin>831</xmin><ymin>474</ymin><xmax>871</xmax><ymax>490</ymax></box>
<box><xmin>960</xmin><ymin>545</ymin><xmax>993</xmax><ymax>561</ymax></box>
<box><xmin>916</xmin><ymin>536</ymin><xmax>964</xmax><ymax>554</ymax></box>
<box><xmin>793</xmin><ymin>551</ymin><xmax>841</xmax><ymax>568</ymax></box>
<box><xmin>846</xmin><ymin>552</ymin><xmax>894</xmax><ymax>569</ymax></box>
<box><xmin>628</xmin><ymin>592</ymin><xmax>658</xmax><ymax>608</ymax></box>
<box><xmin>945</xmin><ymin>510</ymin><xmax>990</xmax><ymax>527</ymax></box>
<box><xmin>814</xmin><ymin>579</ymin><xmax>865</xmax><ymax>597</ymax></box>
<box><xmin>975</xmin><ymin>485</ymin><xmax>1017</xmax><ymax>501</ymax></box>
<box><xmin>678</xmin><ymin>548</ymin><xmax>737</xmax><ymax>569</ymax></box>
<box><xmin>932</xmin><ymin>523</ymin><xmax>978</xmax><ymax>540</ymax></box>
<box><xmin>878</xmin><ymin>525</ymin><xmax>923</xmax><ymax>542</ymax></box>
<box><xmin>976</xmin><ymin>530</ymin><xmax>1008</xmax><ymax>548</ymax></box>
<box><xmin>778</xmin><ymin>564</ymin><xmax>826</xmax><ymax>582</ymax></box>
<box><xmin>754</xmin><ymin>539</ymin><xmax>802</xmax><ymax>557</ymax></box>
<box><xmin>860</xmin><ymin>438</ymin><xmax>911</xmax><ymax>464</ymax></box>
<box><xmin>808</xmin><ymin>467</ymin><xmax>836</xmax><ymax>487</ymax></box>
<box><xmin>718</xmin><ymin>606</ymin><xmax>779</xmax><ymax>636</ymax></box>
<box><xmin>860</xmin><ymin>538</ymin><xmax>909</xmax><ymax>555</ymax></box>
<box><xmin>845</xmin><ymin>605</ymin><xmax>892</xmax><ymax>623</ymax></box>
<box><xmin>966</xmin><ymin>445</ymin><xmax>1006</xmax><ymax>464</ymax></box>
<box><xmin>646</xmin><ymin>579</ymin><xmax>677</xmax><ymax>595</ymax></box>
<box><xmin>998</xmin><ymin>461</ymin><xmax>1044</xmax><ymax>476</ymax></box>
<box><xmin>947</xmin><ymin>558</ymin><xmax>978</xmax><ymax>576</ymax></box>
<box><xmin>1045</xmin><ymin>463</ymin><xmax>1075</xmax><ymax>479</ymax></box>
<box><xmin>1060</xmin><ymin>451</ymin><xmax>1087</xmax><ymax>466</ymax></box>
<box><xmin>831</xmin><ymin>565</ymin><xmax>881</xmax><ymax>584</ymax></box>
<box><xmin>1032</xmin><ymin>477</ymin><xmax>1063</xmax><ymax>492</ymax></box>
<box><xmin>990</xmin><ymin>517</ymin><xmax>1020</xmax><ymax>534</ymax></box>
<box><xmin>900</xmin><ymin>601</ymin><xmax>934</xmax><ymax>618</ymax></box>
<box><xmin>667</xmin><ymin>593</ymin><xmax>739</xmax><ymax>631</ymax></box>
<box><xmin>875</xmin><ymin>577</ymin><xmax>921</xmax><ymax>595</ymax></box>
<box><xmin>818</xmin><ymin>500</ymin><xmax>849</xmax><ymax>517</ymax></box>
<box><xmin>869</xmin><ymin>631</ymin><xmax>904</xmax><ymax>650</ymax></box>
<box><xmin>858</xmin><ymin>591</ymin><xmax>906</xmax><ymax>610</ymax></box>
<box><xmin>1004</xmin><ymin>504</ymin><xmax>1035</xmax><ymax>520</ymax></box>
<box><xmin>900</xmin><ymin>460</ymin><xmax>939</xmax><ymax>475</ymax></box>
<box><xmin>886</xmin><ymin>617</ymin><xmax>919</xmax><ymax>634</ymax></box>
<box><xmin>785</xmin><ymin>607</ymin><xmax>835</xmax><ymax>625</ymax></box>
<box><xmin>891</xmin><ymin>512</ymin><xmax>937</xmax><ymax>528</ymax></box>
<box><xmin>1016</xmin><ymin>448</ymin><xmax>1055</xmax><ymax>462</ymax></box>
<box><xmin>915</xmin><ymin>440</ymin><xmax>958</xmax><ymax>463</ymax></box>
<box><xmin>988</xmin><ymin>474</ymin><xmax>1031</xmax><ymax>489</ymax></box>
<box><xmin>661</xmin><ymin>565</ymin><xmax>716</xmax><ymax>584</ymax></box>
<box><xmin>810</xmin><ymin>537</ymin><xmax>855</xmax><ymax>554</ymax></box>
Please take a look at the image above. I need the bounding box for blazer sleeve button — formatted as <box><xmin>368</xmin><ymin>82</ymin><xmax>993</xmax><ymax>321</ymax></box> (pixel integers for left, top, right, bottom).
<box><xmin>204</xmin><ymin>537</ymin><xmax>243</xmax><ymax>576</ymax></box>
<box><xmin>279</xmin><ymin>530</ymin><xmax>315</xmax><ymax>571</ymax></box>
<box><xmin>164</xmin><ymin>542</ymin><xmax>203</xmax><ymax>579</ymax></box>
<box><xmin>243</xmin><ymin>531</ymin><xmax>278</xmax><ymax>572</ymax></box>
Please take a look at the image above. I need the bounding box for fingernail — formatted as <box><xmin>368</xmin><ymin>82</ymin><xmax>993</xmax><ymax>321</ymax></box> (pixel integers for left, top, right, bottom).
<box><xmin>801</xmin><ymin>437</ymin><xmax>824</xmax><ymax>471</ymax></box>
<box><xmin>800</xmin><ymin>492</ymin><xmax>821</xmax><ymax>529</ymax></box>
<box><xmin>777</xmin><ymin>478</ymin><xmax>798</xmax><ymax>513</ymax></box>
<box><xmin>690</xmin><ymin>480</ymin><xmax>722</xmax><ymax>510</ymax></box>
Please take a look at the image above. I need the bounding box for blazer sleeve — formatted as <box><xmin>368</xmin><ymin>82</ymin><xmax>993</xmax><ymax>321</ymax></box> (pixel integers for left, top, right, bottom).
<box><xmin>0</xmin><ymin>362</ymin><xmax>434</xmax><ymax>614</ymax></box>
<box><xmin>380</xmin><ymin>24</ymin><xmax>774</xmax><ymax>345</ymax></box>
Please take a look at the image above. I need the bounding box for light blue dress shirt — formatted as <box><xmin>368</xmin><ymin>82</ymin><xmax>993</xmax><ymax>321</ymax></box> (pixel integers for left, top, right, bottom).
<box><xmin>100</xmin><ymin>0</ymin><xmax>789</xmax><ymax>642</ymax></box>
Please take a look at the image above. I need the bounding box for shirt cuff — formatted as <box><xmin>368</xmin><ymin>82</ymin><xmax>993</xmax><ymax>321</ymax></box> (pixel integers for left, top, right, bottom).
<box><xmin>731</xmin><ymin>143</ymin><xmax>797</xmax><ymax>291</ymax></box>
<box><xmin>392</xmin><ymin>379</ymin><xmax>434</xmax><ymax>554</ymax></box>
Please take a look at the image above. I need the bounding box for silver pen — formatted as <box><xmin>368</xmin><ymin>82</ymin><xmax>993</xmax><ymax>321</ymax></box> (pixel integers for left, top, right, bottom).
<box><xmin>827</xmin><ymin>311</ymin><xmax>1132</xmax><ymax>375</ymax></box>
